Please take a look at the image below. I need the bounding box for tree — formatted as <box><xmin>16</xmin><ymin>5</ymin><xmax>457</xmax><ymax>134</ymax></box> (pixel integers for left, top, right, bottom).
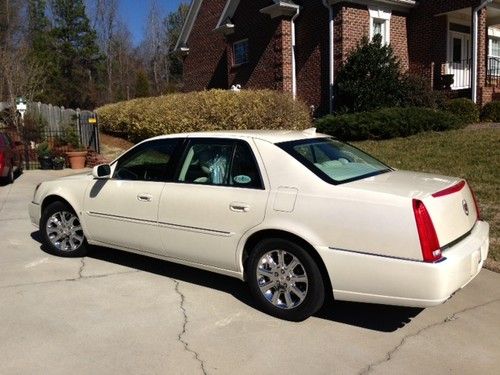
<box><xmin>335</xmin><ymin>35</ymin><xmax>403</xmax><ymax>113</ymax></box>
<box><xmin>135</xmin><ymin>70</ymin><xmax>150</xmax><ymax>98</ymax></box>
<box><xmin>165</xmin><ymin>3</ymin><xmax>189</xmax><ymax>84</ymax></box>
<box><xmin>49</xmin><ymin>0</ymin><xmax>103</xmax><ymax>108</ymax></box>
<box><xmin>94</xmin><ymin>0</ymin><xmax>118</xmax><ymax>102</ymax></box>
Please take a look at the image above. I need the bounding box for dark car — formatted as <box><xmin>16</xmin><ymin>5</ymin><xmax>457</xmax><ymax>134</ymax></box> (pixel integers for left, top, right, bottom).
<box><xmin>0</xmin><ymin>131</ymin><xmax>23</xmax><ymax>184</ymax></box>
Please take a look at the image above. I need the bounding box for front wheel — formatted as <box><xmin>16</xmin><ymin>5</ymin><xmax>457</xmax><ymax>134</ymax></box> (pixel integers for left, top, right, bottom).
<box><xmin>40</xmin><ymin>201</ymin><xmax>88</xmax><ymax>257</ymax></box>
<box><xmin>247</xmin><ymin>238</ymin><xmax>325</xmax><ymax>321</ymax></box>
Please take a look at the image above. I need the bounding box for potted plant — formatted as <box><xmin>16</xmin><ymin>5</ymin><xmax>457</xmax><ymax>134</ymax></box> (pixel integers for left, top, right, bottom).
<box><xmin>64</xmin><ymin>125</ymin><xmax>87</xmax><ymax>169</ymax></box>
<box><xmin>441</xmin><ymin>74</ymin><xmax>454</xmax><ymax>90</ymax></box>
<box><xmin>52</xmin><ymin>152</ymin><xmax>66</xmax><ymax>170</ymax></box>
<box><xmin>37</xmin><ymin>142</ymin><xmax>53</xmax><ymax>170</ymax></box>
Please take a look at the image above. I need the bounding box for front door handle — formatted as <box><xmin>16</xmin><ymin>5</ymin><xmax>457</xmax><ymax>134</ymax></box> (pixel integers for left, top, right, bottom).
<box><xmin>230</xmin><ymin>202</ymin><xmax>250</xmax><ymax>212</ymax></box>
<box><xmin>137</xmin><ymin>193</ymin><xmax>153</xmax><ymax>202</ymax></box>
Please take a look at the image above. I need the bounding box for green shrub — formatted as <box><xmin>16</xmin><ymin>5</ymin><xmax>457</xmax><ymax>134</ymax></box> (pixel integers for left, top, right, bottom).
<box><xmin>316</xmin><ymin>107</ymin><xmax>464</xmax><ymax>141</ymax></box>
<box><xmin>96</xmin><ymin>90</ymin><xmax>311</xmax><ymax>142</ymax></box>
<box><xmin>480</xmin><ymin>100</ymin><xmax>500</xmax><ymax>122</ymax></box>
<box><xmin>335</xmin><ymin>36</ymin><xmax>440</xmax><ymax>113</ymax></box>
<box><xmin>442</xmin><ymin>98</ymin><xmax>479</xmax><ymax>124</ymax></box>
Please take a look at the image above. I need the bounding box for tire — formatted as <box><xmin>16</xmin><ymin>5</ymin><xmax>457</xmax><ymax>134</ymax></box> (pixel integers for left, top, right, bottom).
<box><xmin>40</xmin><ymin>201</ymin><xmax>88</xmax><ymax>257</ymax></box>
<box><xmin>247</xmin><ymin>238</ymin><xmax>325</xmax><ymax>321</ymax></box>
<box><xmin>7</xmin><ymin>166</ymin><xmax>14</xmax><ymax>184</ymax></box>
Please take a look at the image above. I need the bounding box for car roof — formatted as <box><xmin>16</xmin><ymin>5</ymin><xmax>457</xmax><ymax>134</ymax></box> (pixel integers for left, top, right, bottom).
<box><xmin>148</xmin><ymin>128</ymin><xmax>329</xmax><ymax>144</ymax></box>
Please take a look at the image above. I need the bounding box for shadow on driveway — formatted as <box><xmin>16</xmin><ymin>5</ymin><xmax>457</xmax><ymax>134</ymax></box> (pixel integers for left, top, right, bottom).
<box><xmin>31</xmin><ymin>231</ymin><xmax>422</xmax><ymax>332</ymax></box>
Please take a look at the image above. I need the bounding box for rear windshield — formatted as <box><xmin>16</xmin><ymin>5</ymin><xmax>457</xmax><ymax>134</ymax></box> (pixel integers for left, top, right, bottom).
<box><xmin>278</xmin><ymin>138</ymin><xmax>391</xmax><ymax>184</ymax></box>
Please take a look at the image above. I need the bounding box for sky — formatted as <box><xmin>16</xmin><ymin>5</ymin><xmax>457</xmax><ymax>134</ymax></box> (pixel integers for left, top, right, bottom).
<box><xmin>118</xmin><ymin>0</ymin><xmax>188</xmax><ymax>46</ymax></box>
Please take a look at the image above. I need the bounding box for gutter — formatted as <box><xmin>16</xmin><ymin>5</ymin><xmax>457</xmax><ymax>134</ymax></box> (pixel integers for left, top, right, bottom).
<box><xmin>472</xmin><ymin>0</ymin><xmax>493</xmax><ymax>103</ymax></box>
<box><xmin>291</xmin><ymin>6</ymin><xmax>300</xmax><ymax>100</ymax></box>
<box><xmin>322</xmin><ymin>0</ymin><xmax>335</xmax><ymax>113</ymax></box>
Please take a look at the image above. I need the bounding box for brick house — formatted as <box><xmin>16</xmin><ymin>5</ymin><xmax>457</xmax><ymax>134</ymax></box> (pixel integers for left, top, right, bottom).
<box><xmin>175</xmin><ymin>0</ymin><xmax>500</xmax><ymax>115</ymax></box>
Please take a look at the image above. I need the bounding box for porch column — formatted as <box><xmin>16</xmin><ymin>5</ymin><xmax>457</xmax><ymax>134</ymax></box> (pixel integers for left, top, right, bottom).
<box><xmin>472</xmin><ymin>0</ymin><xmax>492</xmax><ymax>103</ymax></box>
<box><xmin>477</xmin><ymin>7</ymin><xmax>489</xmax><ymax>105</ymax></box>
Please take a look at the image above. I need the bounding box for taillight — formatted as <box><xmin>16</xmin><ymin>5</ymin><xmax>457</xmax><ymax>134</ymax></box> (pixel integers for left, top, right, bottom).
<box><xmin>412</xmin><ymin>199</ymin><xmax>441</xmax><ymax>262</ymax></box>
<box><xmin>0</xmin><ymin>151</ymin><xmax>4</xmax><ymax>172</ymax></box>
<box><xmin>468</xmin><ymin>182</ymin><xmax>481</xmax><ymax>221</ymax></box>
<box><xmin>431</xmin><ymin>180</ymin><xmax>465</xmax><ymax>197</ymax></box>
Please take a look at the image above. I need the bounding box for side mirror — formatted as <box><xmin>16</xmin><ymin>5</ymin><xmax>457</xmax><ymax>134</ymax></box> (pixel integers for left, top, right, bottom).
<box><xmin>92</xmin><ymin>164</ymin><xmax>111</xmax><ymax>179</ymax></box>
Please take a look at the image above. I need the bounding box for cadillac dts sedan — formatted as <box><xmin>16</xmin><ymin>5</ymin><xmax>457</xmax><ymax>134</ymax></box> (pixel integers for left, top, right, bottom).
<box><xmin>29</xmin><ymin>130</ymin><xmax>489</xmax><ymax>321</ymax></box>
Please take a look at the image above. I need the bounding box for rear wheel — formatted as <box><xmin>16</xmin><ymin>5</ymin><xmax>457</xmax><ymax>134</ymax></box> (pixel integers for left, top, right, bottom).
<box><xmin>41</xmin><ymin>201</ymin><xmax>88</xmax><ymax>257</ymax></box>
<box><xmin>7</xmin><ymin>165</ymin><xmax>14</xmax><ymax>184</ymax></box>
<box><xmin>247</xmin><ymin>238</ymin><xmax>325</xmax><ymax>321</ymax></box>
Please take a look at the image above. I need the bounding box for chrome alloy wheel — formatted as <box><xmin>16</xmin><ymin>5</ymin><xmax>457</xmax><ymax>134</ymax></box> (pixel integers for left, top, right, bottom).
<box><xmin>256</xmin><ymin>250</ymin><xmax>309</xmax><ymax>310</ymax></box>
<box><xmin>45</xmin><ymin>211</ymin><xmax>84</xmax><ymax>252</ymax></box>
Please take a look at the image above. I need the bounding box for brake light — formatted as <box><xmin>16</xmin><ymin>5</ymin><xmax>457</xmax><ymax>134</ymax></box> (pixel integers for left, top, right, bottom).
<box><xmin>0</xmin><ymin>151</ymin><xmax>4</xmax><ymax>172</ymax></box>
<box><xmin>468</xmin><ymin>182</ymin><xmax>481</xmax><ymax>221</ymax></box>
<box><xmin>432</xmin><ymin>180</ymin><xmax>465</xmax><ymax>197</ymax></box>
<box><xmin>413</xmin><ymin>199</ymin><xmax>441</xmax><ymax>262</ymax></box>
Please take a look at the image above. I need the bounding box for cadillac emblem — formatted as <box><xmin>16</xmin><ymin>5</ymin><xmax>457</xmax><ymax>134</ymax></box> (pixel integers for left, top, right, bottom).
<box><xmin>462</xmin><ymin>199</ymin><xmax>469</xmax><ymax>216</ymax></box>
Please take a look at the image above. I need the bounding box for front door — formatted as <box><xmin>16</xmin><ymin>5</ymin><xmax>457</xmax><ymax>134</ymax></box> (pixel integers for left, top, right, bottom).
<box><xmin>83</xmin><ymin>138</ymin><xmax>181</xmax><ymax>253</ymax></box>
<box><xmin>157</xmin><ymin>138</ymin><xmax>269</xmax><ymax>271</ymax></box>
<box><xmin>448</xmin><ymin>31</ymin><xmax>471</xmax><ymax>89</ymax></box>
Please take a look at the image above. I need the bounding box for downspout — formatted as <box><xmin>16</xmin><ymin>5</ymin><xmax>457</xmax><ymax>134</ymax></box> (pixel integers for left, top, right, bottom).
<box><xmin>291</xmin><ymin>6</ymin><xmax>300</xmax><ymax>100</ymax></box>
<box><xmin>322</xmin><ymin>0</ymin><xmax>334</xmax><ymax>113</ymax></box>
<box><xmin>472</xmin><ymin>0</ymin><xmax>492</xmax><ymax>103</ymax></box>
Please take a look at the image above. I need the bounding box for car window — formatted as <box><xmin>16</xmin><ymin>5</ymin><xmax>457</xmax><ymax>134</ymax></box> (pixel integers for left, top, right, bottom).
<box><xmin>113</xmin><ymin>139</ymin><xmax>180</xmax><ymax>182</ymax></box>
<box><xmin>279</xmin><ymin>138</ymin><xmax>391</xmax><ymax>184</ymax></box>
<box><xmin>177</xmin><ymin>139</ymin><xmax>263</xmax><ymax>189</ymax></box>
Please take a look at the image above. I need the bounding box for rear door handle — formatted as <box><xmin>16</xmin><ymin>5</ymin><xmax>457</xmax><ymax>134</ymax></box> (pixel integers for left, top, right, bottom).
<box><xmin>230</xmin><ymin>202</ymin><xmax>250</xmax><ymax>212</ymax></box>
<box><xmin>137</xmin><ymin>194</ymin><xmax>153</xmax><ymax>202</ymax></box>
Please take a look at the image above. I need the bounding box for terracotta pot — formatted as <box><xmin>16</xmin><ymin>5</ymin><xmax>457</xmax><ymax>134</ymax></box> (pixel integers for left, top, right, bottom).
<box><xmin>66</xmin><ymin>151</ymin><xmax>87</xmax><ymax>169</ymax></box>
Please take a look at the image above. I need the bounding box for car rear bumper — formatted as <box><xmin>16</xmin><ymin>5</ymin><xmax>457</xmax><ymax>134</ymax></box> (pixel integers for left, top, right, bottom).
<box><xmin>319</xmin><ymin>220</ymin><xmax>490</xmax><ymax>307</ymax></box>
<box><xmin>29</xmin><ymin>202</ymin><xmax>41</xmax><ymax>228</ymax></box>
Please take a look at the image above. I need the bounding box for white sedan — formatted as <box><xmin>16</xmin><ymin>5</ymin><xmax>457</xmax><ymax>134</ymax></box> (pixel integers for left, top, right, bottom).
<box><xmin>29</xmin><ymin>130</ymin><xmax>489</xmax><ymax>321</ymax></box>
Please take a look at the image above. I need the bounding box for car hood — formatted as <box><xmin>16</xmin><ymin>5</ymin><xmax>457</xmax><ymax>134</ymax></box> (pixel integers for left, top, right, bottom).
<box><xmin>346</xmin><ymin>170</ymin><xmax>461</xmax><ymax>199</ymax></box>
<box><xmin>58</xmin><ymin>171</ymin><xmax>94</xmax><ymax>181</ymax></box>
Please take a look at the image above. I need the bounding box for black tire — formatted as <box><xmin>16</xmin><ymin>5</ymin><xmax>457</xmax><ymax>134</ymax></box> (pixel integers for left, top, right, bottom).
<box><xmin>247</xmin><ymin>238</ymin><xmax>325</xmax><ymax>321</ymax></box>
<box><xmin>40</xmin><ymin>201</ymin><xmax>88</xmax><ymax>257</ymax></box>
<box><xmin>7</xmin><ymin>165</ymin><xmax>14</xmax><ymax>184</ymax></box>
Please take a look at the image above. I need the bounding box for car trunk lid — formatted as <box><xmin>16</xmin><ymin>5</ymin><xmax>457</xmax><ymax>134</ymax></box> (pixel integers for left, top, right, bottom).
<box><xmin>347</xmin><ymin>170</ymin><xmax>478</xmax><ymax>250</ymax></box>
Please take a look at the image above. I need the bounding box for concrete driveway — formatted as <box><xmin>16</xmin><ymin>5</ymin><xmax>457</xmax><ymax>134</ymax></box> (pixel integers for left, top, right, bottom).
<box><xmin>1</xmin><ymin>170</ymin><xmax>499</xmax><ymax>375</ymax></box>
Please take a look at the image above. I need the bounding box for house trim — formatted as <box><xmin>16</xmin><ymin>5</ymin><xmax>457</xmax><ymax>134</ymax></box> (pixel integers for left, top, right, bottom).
<box><xmin>174</xmin><ymin>0</ymin><xmax>203</xmax><ymax>52</ymax></box>
<box><xmin>327</xmin><ymin>0</ymin><xmax>415</xmax><ymax>13</ymax></box>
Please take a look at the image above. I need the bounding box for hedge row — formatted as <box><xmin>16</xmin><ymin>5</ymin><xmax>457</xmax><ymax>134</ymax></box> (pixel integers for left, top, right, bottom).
<box><xmin>96</xmin><ymin>90</ymin><xmax>311</xmax><ymax>142</ymax></box>
<box><xmin>316</xmin><ymin>107</ymin><xmax>465</xmax><ymax>141</ymax></box>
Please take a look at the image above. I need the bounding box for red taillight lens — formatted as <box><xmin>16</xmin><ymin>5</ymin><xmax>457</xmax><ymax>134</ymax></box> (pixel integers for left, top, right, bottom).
<box><xmin>0</xmin><ymin>151</ymin><xmax>4</xmax><ymax>171</ymax></box>
<box><xmin>413</xmin><ymin>199</ymin><xmax>441</xmax><ymax>262</ymax></box>
<box><xmin>431</xmin><ymin>180</ymin><xmax>465</xmax><ymax>197</ymax></box>
<box><xmin>468</xmin><ymin>182</ymin><xmax>481</xmax><ymax>221</ymax></box>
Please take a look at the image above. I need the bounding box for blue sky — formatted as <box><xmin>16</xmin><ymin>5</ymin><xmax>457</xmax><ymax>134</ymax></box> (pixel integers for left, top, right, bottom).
<box><xmin>118</xmin><ymin>0</ymin><xmax>188</xmax><ymax>45</ymax></box>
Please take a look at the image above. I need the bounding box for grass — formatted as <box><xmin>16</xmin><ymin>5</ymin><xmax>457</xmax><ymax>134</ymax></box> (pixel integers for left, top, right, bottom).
<box><xmin>353</xmin><ymin>128</ymin><xmax>500</xmax><ymax>263</ymax></box>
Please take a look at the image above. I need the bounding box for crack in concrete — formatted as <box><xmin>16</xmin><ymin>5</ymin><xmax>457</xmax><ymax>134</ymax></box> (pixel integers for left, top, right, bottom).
<box><xmin>77</xmin><ymin>258</ymin><xmax>86</xmax><ymax>279</ymax></box>
<box><xmin>359</xmin><ymin>298</ymin><xmax>500</xmax><ymax>375</ymax></box>
<box><xmin>0</xmin><ymin>269</ymin><xmax>140</xmax><ymax>289</ymax></box>
<box><xmin>173</xmin><ymin>279</ymin><xmax>208</xmax><ymax>375</ymax></box>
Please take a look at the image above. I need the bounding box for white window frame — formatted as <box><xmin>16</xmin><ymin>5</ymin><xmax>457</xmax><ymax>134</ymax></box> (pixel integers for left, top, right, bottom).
<box><xmin>232</xmin><ymin>39</ymin><xmax>249</xmax><ymax>67</ymax></box>
<box><xmin>369</xmin><ymin>7</ymin><xmax>391</xmax><ymax>45</ymax></box>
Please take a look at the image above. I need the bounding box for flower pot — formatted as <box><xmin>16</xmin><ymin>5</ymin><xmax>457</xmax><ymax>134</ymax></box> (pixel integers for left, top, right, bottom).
<box><xmin>38</xmin><ymin>156</ymin><xmax>53</xmax><ymax>170</ymax></box>
<box><xmin>52</xmin><ymin>158</ymin><xmax>65</xmax><ymax>170</ymax></box>
<box><xmin>66</xmin><ymin>151</ymin><xmax>87</xmax><ymax>169</ymax></box>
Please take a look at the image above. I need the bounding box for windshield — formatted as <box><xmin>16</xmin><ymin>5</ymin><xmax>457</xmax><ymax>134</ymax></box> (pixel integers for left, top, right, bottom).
<box><xmin>278</xmin><ymin>138</ymin><xmax>391</xmax><ymax>184</ymax></box>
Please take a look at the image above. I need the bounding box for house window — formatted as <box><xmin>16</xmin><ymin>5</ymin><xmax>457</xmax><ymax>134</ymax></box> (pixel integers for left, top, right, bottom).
<box><xmin>369</xmin><ymin>7</ymin><xmax>391</xmax><ymax>45</ymax></box>
<box><xmin>233</xmin><ymin>39</ymin><xmax>249</xmax><ymax>66</ymax></box>
<box><xmin>489</xmin><ymin>37</ymin><xmax>500</xmax><ymax>57</ymax></box>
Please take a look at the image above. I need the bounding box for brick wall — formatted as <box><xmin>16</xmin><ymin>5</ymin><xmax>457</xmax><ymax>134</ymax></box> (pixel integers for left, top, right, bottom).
<box><xmin>182</xmin><ymin>0</ymin><xmax>228</xmax><ymax>91</ymax></box>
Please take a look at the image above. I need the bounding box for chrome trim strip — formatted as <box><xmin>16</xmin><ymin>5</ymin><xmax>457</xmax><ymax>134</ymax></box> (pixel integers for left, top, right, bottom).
<box><xmin>87</xmin><ymin>211</ymin><xmax>232</xmax><ymax>237</ymax></box>
<box><xmin>329</xmin><ymin>247</ymin><xmax>424</xmax><ymax>263</ymax></box>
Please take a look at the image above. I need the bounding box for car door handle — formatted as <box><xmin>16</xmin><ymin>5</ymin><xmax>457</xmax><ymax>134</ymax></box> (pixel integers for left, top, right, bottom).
<box><xmin>230</xmin><ymin>202</ymin><xmax>250</xmax><ymax>213</ymax></box>
<box><xmin>137</xmin><ymin>194</ymin><xmax>153</xmax><ymax>202</ymax></box>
